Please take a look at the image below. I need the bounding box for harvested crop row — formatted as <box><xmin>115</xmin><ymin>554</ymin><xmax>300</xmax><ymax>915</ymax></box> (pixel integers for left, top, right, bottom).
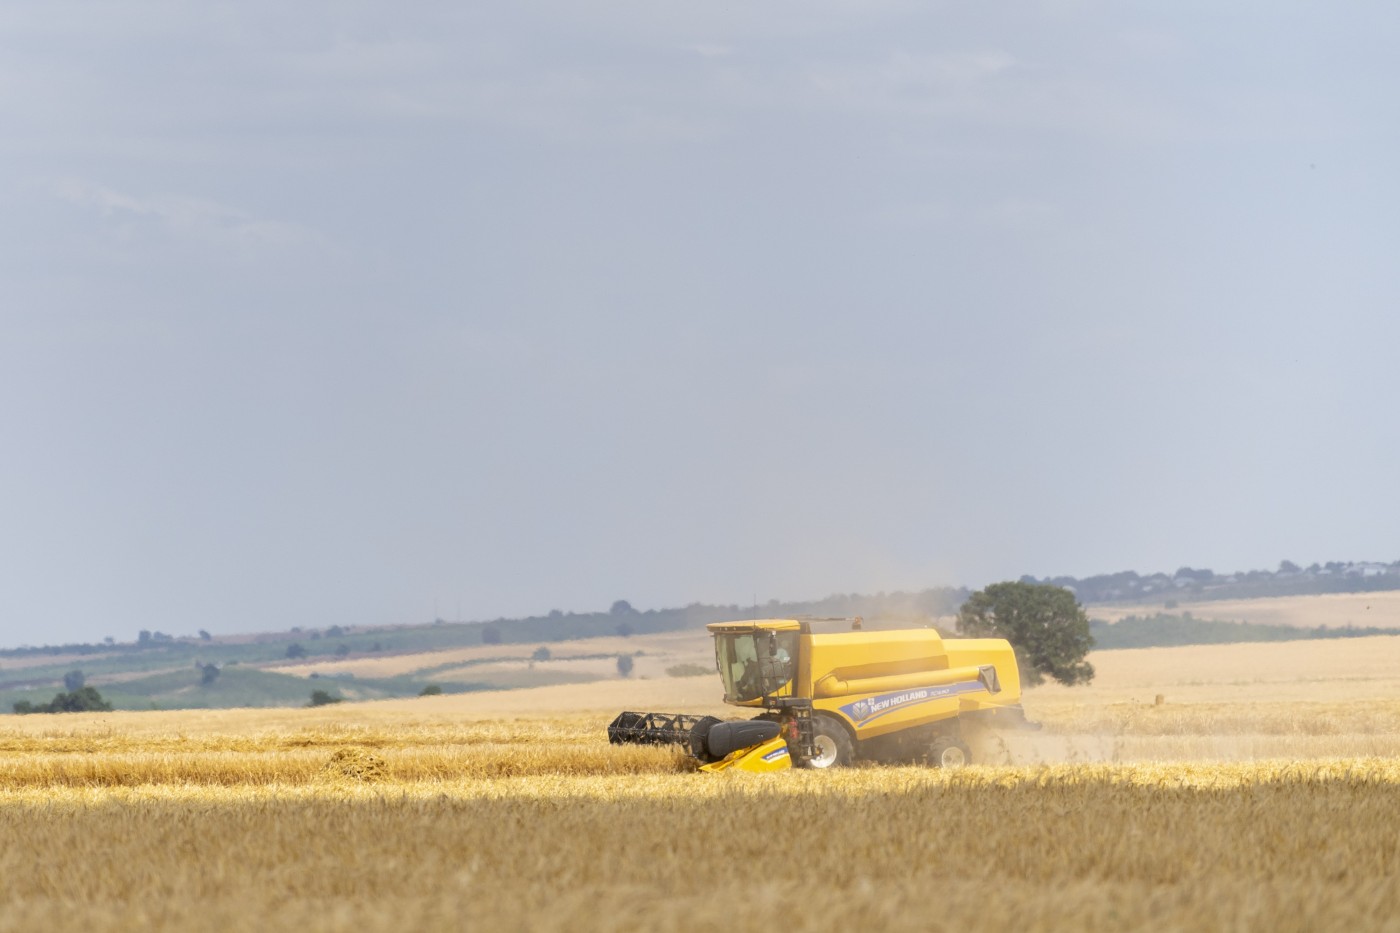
<box><xmin>0</xmin><ymin>742</ymin><xmax>687</xmax><ymax>788</ymax></box>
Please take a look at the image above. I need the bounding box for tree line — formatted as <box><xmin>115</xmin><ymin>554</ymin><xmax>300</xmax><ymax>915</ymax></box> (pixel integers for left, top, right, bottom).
<box><xmin>1022</xmin><ymin>559</ymin><xmax>1400</xmax><ymax>605</ymax></box>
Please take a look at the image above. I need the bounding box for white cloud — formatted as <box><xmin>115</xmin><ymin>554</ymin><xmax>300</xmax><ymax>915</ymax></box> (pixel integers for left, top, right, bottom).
<box><xmin>691</xmin><ymin>43</ymin><xmax>735</xmax><ymax>59</ymax></box>
<box><xmin>48</xmin><ymin>178</ymin><xmax>321</xmax><ymax>252</ymax></box>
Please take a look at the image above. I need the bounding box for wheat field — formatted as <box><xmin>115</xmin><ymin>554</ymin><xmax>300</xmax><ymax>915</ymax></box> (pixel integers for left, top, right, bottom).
<box><xmin>2</xmin><ymin>637</ymin><xmax>1399</xmax><ymax>932</ymax></box>
<box><xmin>1090</xmin><ymin>590</ymin><xmax>1400</xmax><ymax>628</ymax></box>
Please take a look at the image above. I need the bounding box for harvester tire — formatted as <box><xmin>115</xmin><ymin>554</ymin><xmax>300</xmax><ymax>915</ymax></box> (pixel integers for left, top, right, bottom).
<box><xmin>929</xmin><ymin>736</ymin><xmax>970</xmax><ymax>769</ymax></box>
<box><xmin>806</xmin><ymin>715</ymin><xmax>853</xmax><ymax>769</ymax></box>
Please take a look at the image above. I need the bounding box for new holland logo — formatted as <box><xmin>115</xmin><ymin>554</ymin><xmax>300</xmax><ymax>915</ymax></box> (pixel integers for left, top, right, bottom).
<box><xmin>762</xmin><ymin>747</ymin><xmax>790</xmax><ymax>762</ymax></box>
<box><xmin>839</xmin><ymin>679</ymin><xmax>984</xmax><ymax>726</ymax></box>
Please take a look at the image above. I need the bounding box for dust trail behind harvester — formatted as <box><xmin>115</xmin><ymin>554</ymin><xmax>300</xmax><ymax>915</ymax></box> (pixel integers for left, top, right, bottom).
<box><xmin>964</xmin><ymin>711</ymin><xmax>1400</xmax><ymax>765</ymax></box>
<box><xmin>965</xmin><ymin>724</ymin><xmax>1120</xmax><ymax>765</ymax></box>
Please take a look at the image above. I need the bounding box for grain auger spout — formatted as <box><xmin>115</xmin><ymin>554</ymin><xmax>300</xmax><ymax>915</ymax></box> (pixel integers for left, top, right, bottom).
<box><xmin>608</xmin><ymin>617</ymin><xmax>1034</xmax><ymax>773</ymax></box>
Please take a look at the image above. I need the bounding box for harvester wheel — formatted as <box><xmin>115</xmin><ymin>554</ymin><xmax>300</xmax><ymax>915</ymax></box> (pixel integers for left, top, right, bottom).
<box><xmin>806</xmin><ymin>715</ymin><xmax>853</xmax><ymax>769</ymax></box>
<box><xmin>929</xmin><ymin>736</ymin><xmax>970</xmax><ymax>769</ymax></box>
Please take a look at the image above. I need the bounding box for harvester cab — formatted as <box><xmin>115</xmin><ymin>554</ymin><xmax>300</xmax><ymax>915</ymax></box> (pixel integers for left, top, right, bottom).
<box><xmin>608</xmin><ymin>617</ymin><xmax>1032</xmax><ymax>773</ymax></box>
<box><xmin>714</xmin><ymin>622</ymin><xmax>798</xmax><ymax>704</ymax></box>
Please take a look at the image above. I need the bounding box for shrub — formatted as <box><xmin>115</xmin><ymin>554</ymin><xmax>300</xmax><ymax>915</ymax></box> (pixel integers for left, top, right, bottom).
<box><xmin>308</xmin><ymin>690</ymin><xmax>343</xmax><ymax>707</ymax></box>
<box><xmin>665</xmin><ymin>663</ymin><xmax>712</xmax><ymax>678</ymax></box>
<box><xmin>15</xmin><ymin>686</ymin><xmax>113</xmax><ymax>714</ymax></box>
<box><xmin>419</xmin><ymin>684</ymin><xmax>443</xmax><ymax>696</ymax></box>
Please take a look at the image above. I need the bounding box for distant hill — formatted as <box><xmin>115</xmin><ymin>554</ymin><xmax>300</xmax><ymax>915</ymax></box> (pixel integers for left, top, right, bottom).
<box><xmin>1023</xmin><ymin>559</ymin><xmax>1400</xmax><ymax>605</ymax></box>
<box><xmin>7</xmin><ymin>560</ymin><xmax>1400</xmax><ymax>712</ymax></box>
<box><xmin>1090</xmin><ymin>613</ymin><xmax>1397</xmax><ymax>650</ymax></box>
<box><xmin>0</xmin><ymin>589</ymin><xmax>971</xmax><ymax>713</ymax></box>
<box><xmin>0</xmin><ymin>587</ymin><xmax>972</xmax><ymax>665</ymax></box>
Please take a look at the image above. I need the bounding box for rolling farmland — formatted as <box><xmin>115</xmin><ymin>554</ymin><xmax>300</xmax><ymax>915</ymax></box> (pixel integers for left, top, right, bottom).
<box><xmin>1089</xmin><ymin>590</ymin><xmax>1400</xmax><ymax>629</ymax></box>
<box><xmin>2</xmin><ymin>631</ymin><xmax>1400</xmax><ymax>931</ymax></box>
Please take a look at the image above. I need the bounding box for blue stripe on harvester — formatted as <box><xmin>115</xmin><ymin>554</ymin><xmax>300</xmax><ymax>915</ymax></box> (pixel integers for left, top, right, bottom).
<box><xmin>838</xmin><ymin>679</ymin><xmax>986</xmax><ymax>727</ymax></box>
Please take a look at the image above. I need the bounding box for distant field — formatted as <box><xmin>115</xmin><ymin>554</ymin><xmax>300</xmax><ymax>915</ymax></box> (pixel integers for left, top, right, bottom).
<box><xmin>0</xmin><ymin>649</ymin><xmax>121</xmax><ymax>671</ymax></box>
<box><xmin>7</xmin><ymin>638</ymin><xmax>1400</xmax><ymax>764</ymax></box>
<box><xmin>8</xmin><ymin>591</ymin><xmax>1399</xmax><ymax>715</ymax></box>
<box><xmin>272</xmin><ymin>629</ymin><xmax>717</xmax><ymax>684</ymax></box>
<box><xmin>0</xmin><ymin>627</ymin><xmax>720</xmax><ymax>712</ymax></box>
<box><xmin>1</xmin><ymin>634</ymin><xmax>1398</xmax><ymax>931</ymax></box>
<box><xmin>1091</xmin><ymin>590</ymin><xmax>1400</xmax><ymax>628</ymax></box>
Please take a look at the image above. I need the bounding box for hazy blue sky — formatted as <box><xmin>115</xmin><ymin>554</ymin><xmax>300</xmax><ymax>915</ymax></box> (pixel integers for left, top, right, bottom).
<box><xmin>2</xmin><ymin>1</ymin><xmax>1397</xmax><ymax>645</ymax></box>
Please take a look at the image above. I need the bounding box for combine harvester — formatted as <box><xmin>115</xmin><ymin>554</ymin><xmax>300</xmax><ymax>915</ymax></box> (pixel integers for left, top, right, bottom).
<box><xmin>609</xmin><ymin>617</ymin><xmax>1031</xmax><ymax>773</ymax></box>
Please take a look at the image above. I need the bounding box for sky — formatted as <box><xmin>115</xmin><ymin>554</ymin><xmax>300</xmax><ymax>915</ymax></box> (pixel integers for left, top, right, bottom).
<box><xmin>2</xmin><ymin>1</ymin><xmax>1397</xmax><ymax>646</ymax></box>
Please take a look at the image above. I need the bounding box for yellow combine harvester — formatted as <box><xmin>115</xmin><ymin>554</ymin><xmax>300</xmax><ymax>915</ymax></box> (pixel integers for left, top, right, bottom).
<box><xmin>608</xmin><ymin>617</ymin><xmax>1029</xmax><ymax>772</ymax></box>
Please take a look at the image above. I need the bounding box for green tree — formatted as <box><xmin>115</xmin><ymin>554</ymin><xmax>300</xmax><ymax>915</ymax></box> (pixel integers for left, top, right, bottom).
<box><xmin>54</xmin><ymin>686</ymin><xmax>113</xmax><ymax>712</ymax></box>
<box><xmin>16</xmin><ymin>686</ymin><xmax>114</xmax><ymax>714</ymax></box>
<box><xmin>531</xmin><ymin>646</ymin><xmax>551</xmax><ymax>661</ymax></box>
<box><xmin>308</xmin><ymin>690</ymin><xmax>342</xmax><ymax>707</ymax></box>
<box><xmin>956</xmin><ymin>582</ymin><xmax>1094</xmax><ymax>686</ymax></box>
<box><xmin>63</xmin><ymin>670</ymin><xmax>85</xmax><ymax>692</ymax></box>
<box><xmin>616</xmin><ymin>655</ymin><xmax>634</xmax><ymax>677</ymax></box>
<box><xmin>419</xmin><ymin>684</ymin><xmax>443</xmax><ymax>696</ymax></box>
<box><xmin>286</xmin><ymin>642</ymin><xmax>307</xmax><ymax>659</ymax></box>
<box><xmin>199</xmin><ymin>663</ymin><xmax>220</xmax><ymax>686</ymax></box>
